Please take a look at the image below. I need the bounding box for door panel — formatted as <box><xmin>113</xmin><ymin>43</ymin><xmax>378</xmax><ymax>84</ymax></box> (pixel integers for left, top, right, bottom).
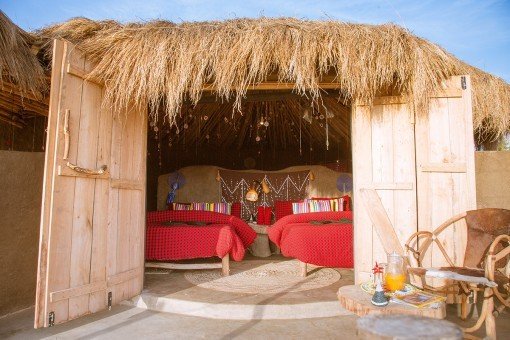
<box><xmin>416</xmin><ymin>75</ymin><xmax>476</xmax><ymax>271</ymax></box>
<box><xmin>352</xmin><ymin>99</ymin><xmax>417</xmax><ymax>283</ymax></box>
<box><xmin>35</xmin><ymin>40</ymin><xmax>147</xmax><ymax>328</ymax></box>
<box><xmin>108</xmin><ymin>107</ymin><xmax>147</xmax><ymax>305</ymax></box>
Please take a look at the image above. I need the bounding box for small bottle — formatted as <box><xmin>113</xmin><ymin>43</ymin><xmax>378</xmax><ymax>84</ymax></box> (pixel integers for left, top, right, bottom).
<box><xmin>371</xmin><ymin>280</ymin><xmax>388</xmax><ymax>306</ymax></box>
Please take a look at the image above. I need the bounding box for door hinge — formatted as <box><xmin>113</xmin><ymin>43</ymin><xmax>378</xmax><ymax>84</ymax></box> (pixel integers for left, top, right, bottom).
<box><xmin>461</xmin><ymin>76</ymin><xmax>467</xmax><ymax>90</ymax></box>
<box><xmin>108</xmin><ymin>291</ymin><xmax>113</xmax><ymax>310</ymax></box>
<box><xmin>48</xmin><ymin>311</ymin><xmax>55</xmax><ymax>327</ymax></box>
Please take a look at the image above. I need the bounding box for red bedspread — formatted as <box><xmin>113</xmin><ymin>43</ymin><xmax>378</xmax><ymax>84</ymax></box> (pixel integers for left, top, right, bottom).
<box><xmin>146</xmin><ymin>210</ymin><xmax>257</xmax><ymax>261</ymax></box>
<box><xmin>268</xmin><ymin>211</ymin><xmax>353</xmax><ymax>268</ymax></box>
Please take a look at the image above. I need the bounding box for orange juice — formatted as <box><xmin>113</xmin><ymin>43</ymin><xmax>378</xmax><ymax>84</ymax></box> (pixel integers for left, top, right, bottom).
<box><xmin>385</xmin><ymin>273</ymin><xmax>405</xmax><ymax>291</ymax></box>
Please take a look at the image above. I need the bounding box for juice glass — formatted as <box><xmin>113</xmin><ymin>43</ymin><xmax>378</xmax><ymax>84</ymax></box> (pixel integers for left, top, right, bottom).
<box><xmin>385</xmin><ymin>251</ymin><xmax>405</xmax><ymax>292</ymax></box>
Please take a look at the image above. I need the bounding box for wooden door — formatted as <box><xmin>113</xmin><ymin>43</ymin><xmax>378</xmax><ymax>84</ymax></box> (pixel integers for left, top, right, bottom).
<box><xmin>352</xmin><ymin>97</ymin><xmax>417</xmax><ymax>283</ymax></box>
<box><xmin>415</xmin><ymin>75</ymin><xmax>476</xmax><ymax>270</ymax></box>
<box><xmin>35</xmin><ymin>40</ymin><xmax>147</xmax><ymax>328</ymax></box>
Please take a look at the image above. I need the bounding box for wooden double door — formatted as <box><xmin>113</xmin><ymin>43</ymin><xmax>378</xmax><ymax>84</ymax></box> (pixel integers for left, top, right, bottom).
<box><xmin>35</xmin><ymin>40</ymin><xmax>147</xmax><ymax>327</ymax></box>
<box><xmin>352</xmin><ymin>76</ymin><xmax>477</xmax><ymax>282</ymax></box>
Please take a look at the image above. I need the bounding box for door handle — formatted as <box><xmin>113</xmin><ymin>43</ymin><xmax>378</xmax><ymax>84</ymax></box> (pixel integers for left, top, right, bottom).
<box><xmin>63</xmin><ymin>109</ymin><xmax>70</xmax><ymax>160</ymax></box>
<box><xmin>66</xmin><ymin>162</ymin><xmax>108</xmax><ymax>175</ymax></box>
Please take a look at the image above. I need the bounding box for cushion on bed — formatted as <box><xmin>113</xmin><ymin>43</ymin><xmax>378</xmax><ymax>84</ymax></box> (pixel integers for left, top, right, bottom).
<box><xmin>275</xmin><ymin>200</ymin><xmax>297</xmax><ymax>221</ymax></box>
<box><xmin>191</xmin><ymin>202</ymin><xmax>231</xmax><ymax>214</ymax></box>
<box><xmin>292</xmin><ymin>201</ymin><xmax>310</xmax><ymax>214</ymax></box>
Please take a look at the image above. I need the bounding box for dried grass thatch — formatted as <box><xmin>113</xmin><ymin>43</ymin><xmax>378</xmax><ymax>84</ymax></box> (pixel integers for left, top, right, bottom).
<box><xmin>12</xmin><ymin>16</ymin><xmax>510</xmax><ymax>138</ymax></box>
<box><xmin>0</xmin><ymin>11</ymin><xmax>46</xmax><ymax>97</ymax></box>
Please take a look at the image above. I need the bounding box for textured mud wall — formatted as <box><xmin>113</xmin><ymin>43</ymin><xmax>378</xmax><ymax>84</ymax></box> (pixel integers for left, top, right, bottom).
<box><xmin>0</xmin><ymin>151</ymin><xmax>44</xmax><ymax>316</ymax></box>
<box><xmin>157</xmin><ymin>165</ymin><xmax>350</xmax><ymax>210</ymax></box>
<box><xmin>475</xmin><ymin>151</ymin><xmax>510</xmax><ymax>209</ymax></box>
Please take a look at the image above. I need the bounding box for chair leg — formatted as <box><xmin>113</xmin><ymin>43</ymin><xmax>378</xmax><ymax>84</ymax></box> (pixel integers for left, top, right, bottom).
<box><xmin>485</xmin><ymin>293</ymin><xmax>496</xmax><ymax>340</ymax></box>
<box><xmin>300</xmin><ymin>261</ymin><xmax>307</xmax><ymax>277</ymax></box>
<box><xmin>463</xmin><ymin>288</ymin><xmax>496</xmax><ymax>339</ymax></box>
<box><xmin>461</xmin><ymin>293</ymin><xmax>469</xmax><ymax>320</ymax></box>
<box><xmin>222</xmin><ymin>255</ymin><xmax>230</xmax><ymax>276</ymax></box>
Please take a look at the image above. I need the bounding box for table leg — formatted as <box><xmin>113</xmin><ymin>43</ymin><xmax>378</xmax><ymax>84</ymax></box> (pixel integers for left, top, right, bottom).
<box><xmin>300</xmin><ymin>261</ymin><xmax>307</xmax><ymax>277</ymax></box>
<box><xmin>222</xmin><ymin>255</ymin><xmax>230</xmax><ymax>276</ymax></box>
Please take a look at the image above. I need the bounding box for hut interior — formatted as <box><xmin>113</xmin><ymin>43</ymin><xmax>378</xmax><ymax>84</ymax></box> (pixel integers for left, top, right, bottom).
<box><xmin>146</xmin><ymin>90</ymin><xmax>352</xmax><ymax>210</ymax></box>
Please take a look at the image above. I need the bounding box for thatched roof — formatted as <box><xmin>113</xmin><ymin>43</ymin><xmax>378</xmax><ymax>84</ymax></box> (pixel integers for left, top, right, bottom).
<box><xmin>0</xmin><ymin>11</ymin><xmax>48</xmax><ymax>126</ymax></box>
<box><xmin>0</xmin><ymin>11</ymin><xmax>46</xmax><ymax>96</ymax></box>
<box><xmin>1</xmin><ymin>13</ymin><xmax>509</xmax><ymax>138</ymax></box>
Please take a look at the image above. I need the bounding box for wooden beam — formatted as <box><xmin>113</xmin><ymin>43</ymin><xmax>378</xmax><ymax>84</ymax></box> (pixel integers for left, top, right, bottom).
<box><xmin>0</xmin><ymin>114</ymin><xmax>24</xmax><ymax>128</ymax></box>
<box><xmin>0</xmin><ymin>80</ymin><xmax>48</xmax><ymax>104</ymax></box>
<box><xmin>364</xmin><ymin>182</ymin><xmax>414</xmax><ymax>190</ymax></box>
<box><xmin>0</xmin><ymin>92</ymin><xmax>49</xmax><ymax>116</ymax></box>
<box><xmin>430</xmin><ymin>88</ymin><xmax>463</xmax><ymax>98</ymax></box>
<box><xmin>50</xmin><ymin>281</ymin><xmax>106</xmax><ymax>303</ymax></box>
<box><xmin>145</xmin><ymin>262</ymin><xmax>222</xmax><ymax>270</ymax></box>
<box><xmin>420</xmin><ymin>163</ymin><xmax>467</xmax><ymax>173</ymax></box>
<box><xmin>107</xmin><ymin>267</ymin><xmax>143</xmax><ymax>286</ymax></box>
<box><xmin>110</xmin><ymin>179</ymin><xmax>144</xmax><ymax>191</ymax></box>
<box><xmin>360</xmin><ymin>189</ymin><xmax>404</xmax><ymax>255</ymax></box>
<box><xmin>202</xmin><ymin>82</ymin><xmax>342</xmax><ymax>92</ymax></box>
<box><xmin>189</xmin><ymin>91</ymin><xmax>342</xmax><ymax>104</ymax></box>
<box><xmin>67</xmin><ymin>63</ymin><xmax>102</xmax><ymax>85</ymax></box>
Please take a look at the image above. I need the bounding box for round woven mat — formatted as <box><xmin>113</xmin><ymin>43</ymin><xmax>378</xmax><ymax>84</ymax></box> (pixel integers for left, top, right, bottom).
<box><xmin>184</xmin><ymin>260</ymin><xmax>341</xmax><ymax>294</ymax></box>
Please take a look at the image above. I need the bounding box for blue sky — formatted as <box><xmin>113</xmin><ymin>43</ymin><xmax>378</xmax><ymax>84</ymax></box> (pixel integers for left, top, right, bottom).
<box><xmin>2</xmin><ymin>0</ymin><xmax>509</xmax><ymax>82</ymax></box>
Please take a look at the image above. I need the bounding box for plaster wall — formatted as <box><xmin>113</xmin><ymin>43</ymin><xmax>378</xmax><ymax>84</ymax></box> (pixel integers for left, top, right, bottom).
<box><xmin>475</xmin><ymin>151</ymin><xmax>510</xmax><ymax>209</ymax></box>
<box><xmin>157</xmin><ymin>165</ymin><xmax>350</xmax><ymax>210</ymax></box>
<box><xmin>0</xmin><ymin>151</ymin><xmax>44</xmax><ymax>316</ymax></box>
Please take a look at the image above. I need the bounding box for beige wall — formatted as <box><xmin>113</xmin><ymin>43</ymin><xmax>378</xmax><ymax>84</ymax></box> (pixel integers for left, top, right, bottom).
<box><xmin>475</xmin><ymin>151</ymin><xmax>510</xmax><ymax>209</ymax></box>
<box><xmin>157</xmin><ymin>165</ymin><xmax>351</xmax><ymax>210</ymax></box>
<box><xmin>0</xmin><ymin>151</ymin><xmax>44</xmax><ymax>316</ymax></box>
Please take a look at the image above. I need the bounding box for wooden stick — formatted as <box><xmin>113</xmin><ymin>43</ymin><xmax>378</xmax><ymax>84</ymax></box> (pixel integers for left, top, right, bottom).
<box><xmin>300</xmin><ymin>261</ymin><xmax>307</xmax><ymax>277</ymax></box>
<box><xmin>145</xmin><ymin>262</ymin><xmax>222</xmax><ymax>270</ymax></box>
<box><xmin>222</xmin><ymin>255</ymin><xmax>230</xmax><ymax>276</ymax></box>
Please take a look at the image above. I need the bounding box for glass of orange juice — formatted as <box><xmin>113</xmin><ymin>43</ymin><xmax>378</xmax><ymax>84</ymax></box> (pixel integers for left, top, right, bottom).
<box><xmin>385</xmin><ymin>252</ymin><xmax>405</xmax><ymax>292</ymax></box>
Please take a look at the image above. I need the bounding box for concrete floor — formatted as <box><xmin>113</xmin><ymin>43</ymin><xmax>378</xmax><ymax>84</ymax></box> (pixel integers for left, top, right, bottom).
<box><xmin>2</xmin><ymin>304</ymin><xmax>509</xmax><ymax>339</ymax></box>
<box><xmin>1</xmin><ymin>254</ymin><xmax>508</xmax><ymax>339</ymax></box>
<box><xmin>0</xmin><ymin>306</ymin><xmax>359</xmax><ymax>339</ymax></box>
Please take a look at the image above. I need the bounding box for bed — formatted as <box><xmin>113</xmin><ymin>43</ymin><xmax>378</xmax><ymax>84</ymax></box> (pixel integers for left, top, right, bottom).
<box><xmin>267</xmin><ymin>211</ymin><xmax>353</xmax><ymax>275</ymax></box>
<box><xmin>145</xmin><ymin>210</ymin><xmax>257</xmax><ymax>274</ymax></box>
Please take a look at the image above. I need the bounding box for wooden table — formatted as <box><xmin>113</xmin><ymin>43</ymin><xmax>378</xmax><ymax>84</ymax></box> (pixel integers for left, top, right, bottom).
<box><xmin>247</xmin><ymin>223</ymin><xmax>272</xmax><ymax>257</ymax></box>
<box><xmin>337</xmin><ymin>285</ymin><xmax>446</xmax><ymax>319</ymax></box>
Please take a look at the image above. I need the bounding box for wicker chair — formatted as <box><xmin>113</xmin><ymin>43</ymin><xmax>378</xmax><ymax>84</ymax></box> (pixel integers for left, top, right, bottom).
<box><xmin>405</xmin><ymin>208</ymin><xmax>510</xmax><ymax>339</ymax></box>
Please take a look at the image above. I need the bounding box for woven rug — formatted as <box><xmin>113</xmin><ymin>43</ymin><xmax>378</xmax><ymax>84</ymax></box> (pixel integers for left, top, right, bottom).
<box><xmin>184</xmin><ymin>260</ymin><xmax>341</xmax><ymax>294</ymax></box>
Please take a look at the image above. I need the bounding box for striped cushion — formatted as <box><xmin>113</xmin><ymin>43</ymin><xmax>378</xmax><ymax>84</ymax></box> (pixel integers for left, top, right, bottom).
<box><xmin>191</xmin><ymin>202</ymin><xmax>231</xmax><ymax>215</ymax></box>
<box><xmin>306</xmin><ymin>199</ymin><xmax>332</xmax><ymax>212</ymax></box>
<box><xmin>310</xmin><ymin>197</ymin><xmax>345</xmax><ymax>212</ymax></box>
<box><xmin>292</xmin><ymin>202</ymin><xmax>310</xmax><ymax>214</ymax></box>
<box><xmin>329</xmin><ymin>197</ymin><xmax>345</xmax><ymax>212</ymax></box>
<box><xmin>173</xmin><ymin>203</ymin><xmax>192</xmax><ymax>211</ymax></box>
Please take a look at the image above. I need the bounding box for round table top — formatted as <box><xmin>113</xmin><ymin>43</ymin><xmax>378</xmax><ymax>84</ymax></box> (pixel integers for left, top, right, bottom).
<box><xmin>357</xmin><ymin>314</ymin><xmax>462</xmax><ymax>340</ymax></box>
<box><xmin>337</xmin><ymin>284</ymin><xmax>446</xmax><ymax>319</ymax></box>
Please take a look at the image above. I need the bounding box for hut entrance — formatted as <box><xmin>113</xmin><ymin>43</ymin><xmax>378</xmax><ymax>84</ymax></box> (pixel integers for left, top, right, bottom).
<box><xmin>141</xmin><ymin>89</ymin><xmax>356</xmax><ymax>313</ymax></box>
<box><xmin>34</xmin><ymin>39</ymin><xmax>477</xmax><ymax>327</ymax></box>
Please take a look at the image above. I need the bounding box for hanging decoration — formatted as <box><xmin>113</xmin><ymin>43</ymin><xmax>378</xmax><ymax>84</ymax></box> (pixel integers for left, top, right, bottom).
<box><xmin>219</xmin><ymin>170</ymin><xmax>310</xmax><ymax>220</ymax></box>
<box><xmin>299</xmin><ymin>114</ymin><xmax>302</xmax><ymax>156</ymax></box>
<box><xmin>336</xmin><ymin>173</ymin><xmax>353</xmax><ymax>194</ymax></box>
<box><xmin>166</xmin><ymin>171</ymin><xmax>186</xmax><ymax>204</ymax></box>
